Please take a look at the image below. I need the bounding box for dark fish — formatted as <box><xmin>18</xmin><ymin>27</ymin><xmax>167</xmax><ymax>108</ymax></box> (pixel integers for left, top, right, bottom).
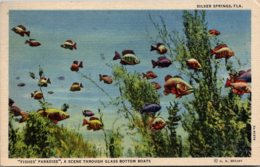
<box><xmin>113</xmin><ymin>50</ymin><xmax>140</xmax><ymax>65</ymax></box>
<box><xmin>12</xmin><ymin>25</ymin><xmax>30</xmax><ymax>37</ymax></box>
<box><xmin>31</xmin><ymin>90</ymin><xmax>43</xmax><ymax>100</ymax></box>
<box><xmin>82</xmin><ymin>110</ymin><xmax>95</xmax><ymax>117</ymax></box>
<box><xmin>61</xmin><ymin>40</ymin><xmax>77</xmax><ymax>50</ymax></box>
<box><xmin>237</xmin><ymin>69</ymin><xmax>251</xmax><ymax>83</ymax></box>
<box><xmin>16</xmin><ymin>76</ymin><xmax>20</xmax><ymax>80</ymax></box>
<box><xmin>61</xmin><ymin>103</ymin><xmax>69</xmax><ymax>112</ymax></box>
<box><xmin>17</xmin><ymin>83</ymin><xmax>26</xmax><ymax>87</ymax></box>
<box><xmin>47</xmin><ymin>91</ymin><xmax>54</xmax><ymax>94</ymax></box>
<box><xmin>151</xmin><ymin>43</ymin><xmax>167</xmax><ymax>54</ymax></box>
<box><xmin>208</xmin><ymin>29</ymin><xmax>220</xmax><ymax>36</ymax></box>
<box><xmin>142</xmin><ymin>71</ymin><xmax>157</xmax><ymax>79</ymax></box>
<box><xmin>58</xmin><ymin>76</ymin><xmax>65</xmax><ymax>80</ymax></box>
<box><xmin>70</xmin><ymin>82</ymin><xmax>83</xmax><ymax>92</ymax></box>
<box><xmin>71</xmin><ymin>61</ymin><xmax>83</xmax><ymax>72</ymax></box>
<box><xmin>99</xmin><ymin>74</ymin><xmax>113</xmax><ymax>84</ymax></box>
<box><xmin>151</xmin><ymin>56</ymin><xmax>172</xmax><ymax>68</ymax></box>
<box><xmin>140</xmin><ymin>103</ymin><xmax>161</xmax><ymax>114</ymax></box>
<box><xmin>25</xmin><ymin>39</ymin><xmax>41</xmax><ymax>47</ymax></box>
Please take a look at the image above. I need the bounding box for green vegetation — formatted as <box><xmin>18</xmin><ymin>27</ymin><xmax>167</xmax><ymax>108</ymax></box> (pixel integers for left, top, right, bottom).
<box><xmin>9</xmin><ymin>10</ymin><xmax>250</xmax><ymax>158</ymax></box>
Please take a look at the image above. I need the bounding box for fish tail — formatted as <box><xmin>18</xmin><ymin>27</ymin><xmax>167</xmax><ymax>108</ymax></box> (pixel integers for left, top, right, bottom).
<box><xmin>151</xmin><ymin>60</ymin><xmax>157</xmax><ymax>68</ymax></box>
<box><xmin>79</xmin><ymin>83</ymin><xmax>83</xmax><ymax>88</ymax></box>
<box><xmin>163</xmin><ymin>90</ymin><xmax>169</xmax><ymax>96</ymax></box>
<box><xmin>210</xmin><ymin>49</ymin><xmax>215</xmax><ymax>55</ymax></box>
<box><xmin>82</xmin><ymin>119</ymin><xmax>88</xmax><ymax>126</ymax></box>
<box><xmin>47</xmin><ymin>78</ymin><xmax>51</xmax><ymax>84</ymax></box>
<box><xmin>225</xmin><ymin>79</ymin><xmax>231</xmax><ymax>87</ymax></box>
<box><xmin>25</xmin><ymin>40</ymin><xmax>29</xmax><ymax>44</ymax></box>
<box><xmin>150</xmin><ymin>45</ymin><xmax>157</xmax><ymax>51</ymax></box>
<box><xmin>25</xmin><ymin>31</ymin><xmax>30</xmax><ymax>37</ymax></box>
<box><xmin>79</xmin><ymin>61</ymin><xmax>83</xmax><ymax>68</ymax></box>
<box><xmin>99</xmin><ymin>74</ymin><xmax>103</xmax><ymax>81</ymax></box>
<box><xmin>73</xmin><ymin>43</ymin><xmax>77</xmax><ymax>50</ymax></box>
<box><xmin>31</xmin><ymin>93</ymin><xmax>34</xmax><ymax>98</ymax></box>
<box><xmin>113</xmin><ymin>51</ymin><xmax>121</xmax><ymax>60</ymax></box>
<box><xmin>142</xmin><ymin>73</ymin><xmax>146</xmax><ymax>78</ymax></box>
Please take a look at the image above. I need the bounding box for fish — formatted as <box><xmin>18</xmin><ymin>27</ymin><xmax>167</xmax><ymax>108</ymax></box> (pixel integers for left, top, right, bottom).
<box><xmin>31</xmin><ymin>90</ymin><xmax>43</xmax><ymax>100</ymax></box>
<box><xmin>37</xmin><ymin>108</ymin><xmax>70</xmax><ymax>124</ymax></box>
<box><xmin>61</xmin><ymin>40</ymin><xmax>77</xmax><ymax>50</ymax></box>
<box><xmin>151</xmin><ymin>81</ymin><xmax>161</xmax><ymax>90</ymax></box>
<box><xmin>228</xmin><ymin>82</ymin><xmax>251</xmax><ymax>95</ymax></box>
<box><xmin>12</xmin><ymin>25</ymin><xmax>30</xmax><ymax>37</ymax></box>
<box><xmin>47</xmin><ymin>91</ymin><xmax>54</xmax><ymax>94</ymax></box>
<box><xmin>140</xmin><ymin>103</ymin><xmax>161</xmax><ymax>114</ymax></box>
<box><xmin>148</xmin><ymin>117</ymin><xmax>166</xmax><ymax>131</ymax></box>
<box><xmin>16</xmin><ymin>76</ymin><xmax>20</xmax><ymax>80</ymax></box>
<box><xmin>70</xmin><ymin>82</ymin><xmax>83</xmax><ymax>92</ymax></box>
<box><xmin>82</xmin><ymin>118</ymin><xmax>103</xmax><ymax>131</ymax></box>
<box><xmin>25</xmin><ymin>39</ymin><xmax>41</xmax><ymax>47</ymax></box>
<box><xmin>113</xmin><ymin>50</ymin><xmax>140</xmax><ymax>65</ymax></box>
<box><xmin>60</xmin><ymin>103</ymin><xmax>69</xmax><ymax>112</ymax></box>
<box><xmin>9</xmin><ymin>98</ymin><xmax>29</xmax><ymax>123</ymax></box>
<box><xmin>38</xmin><ymin>77</ymin><xmax>51</xmax><ymax>87</ymax></box>
<box><xmin>57</xmin><ymin>76</ymin><xmax>65</xmax><ymax>80</ymax></box>
<box><xmin>151</xmin><ymin>56</ymin><xmax>172</xmax><ymax>68</ymax></box>
<box><xmin>225</xmin><ymin>69</ymin><xmax>251</xmax><ymax>87</ymax></box>
<box><xmin>208</xmin><ymin>29</ymin><xmax>220</xmax><ymax>36</ymax></box>
<box><xmin>99</xmin><ymin>74</ymin><xmax>113</xmax><ymax>84</ymax></box>
<box><xmin>186</xmin><ymin>58</ymin><xmax>202</xmax><ymax>70</ymax></box>
<box><xmin>211</xmin><ymin>44</ymin><xmax>234</xmax><ymax>59</ymax></box>
<box><xmin>82</xmin><ymin>110</ymin><xmax>95</xmax><ymax>117</ymax></box>
<box><xmin>151</xmin><ymin>43</ymin><xmax>168</xmax><ymax>54</ymax></box>
<box><xmin>70</xmin><ymin>61</ymin><xmax>83</xmax><ymax>72</ymax></box>
<box><xmin>142</xmin><ymin>71</ymin><xmax>157</xmax><ymax>79</ymax></box>
<box><xmin>164</xmin><ymin>75</ymin><xmax>193</xmax><ymax>98</ymax></box>
<box><xmin>17</xmin><ymin>83</ymin><xmax>26</xmax><ymax>87</ymax></box>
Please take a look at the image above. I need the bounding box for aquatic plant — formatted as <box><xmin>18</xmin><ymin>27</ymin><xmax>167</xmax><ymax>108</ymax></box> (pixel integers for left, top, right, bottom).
<box><xmin>151</xmin><ymin>10</ymin><xmax>251</xmax><ymax>157</ymax></box>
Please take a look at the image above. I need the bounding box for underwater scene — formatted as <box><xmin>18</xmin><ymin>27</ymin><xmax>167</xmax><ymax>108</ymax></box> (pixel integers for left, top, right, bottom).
<box><xmin>9</xmin><ymin>10</ymin><xmax>251</xmax><ymax>158</ymax></box>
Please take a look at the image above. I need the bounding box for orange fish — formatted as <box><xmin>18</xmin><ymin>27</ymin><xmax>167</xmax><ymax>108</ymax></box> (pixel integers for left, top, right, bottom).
<box><xmin>31</xmin><ymin>90</ymin><xmax>43</xmax><ymax>100</ymax></box>
<box><xmin>82</xmin><ymin>118</ymin><xmax>103</xmax><ymax>131</ymax></box>
<box><xmin>186</xmin><ymin>58</ymin><xmax>202</xmax><ymax>70</ymax></box>
<box><xmin>208</xmin><ymin>29</ymin><xmax>220</xmax><ymax>36</ymax></box>
<box><xmin>147</xmin><ymin>117</ymin><xmax>166</xmax><ymax>131</ymax></box>
<box><xmin>70</xmin><ymin>61</ymin><xmax>83</xmax><ymax>72</ymax></box>
<box><xmin>211</xmin><ymin>44</ymin><xmax>234</xmax><ymax>59</ymax></box>
<box><xmin>143</xmin><ymin>71</ymin><xmax>157</xmax><ymax>79</ymax></box>
<box><xmin>164</xmin><ymin>75</ymin><xmax>193</xmax><ymax>98</ymax></box>
<box><xmin>228</xmin><ymin>82</ymin><xmax>251</xmax><ymax>95</ymax></box>
<box><xmin>99</xmin><ymin>74</ymin><xmax>113</xmax><ymax>84</ymax></box>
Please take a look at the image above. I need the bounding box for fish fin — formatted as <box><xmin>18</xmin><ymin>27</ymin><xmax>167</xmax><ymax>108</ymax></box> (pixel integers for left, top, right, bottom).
<box><xmin>73</xmin><ymin>60</ymin><xmax>78</xmax><ymax>64</ymax></box>
<box><xmin>79</xmin><ymin>61</ymin><xmax>83</xmax><ymax>68</ymax></box>
<box><xmin>25</xmin><ymin>31</ymin><xmax>30</xmax><ymax>37</ymax></box>
<box><xmin>225</xmin><ymin>79</ymin><xmax>231</xmax><ymax>87</ymax></box>
<box><xmin>122</xmin><ymin>50</ymin><xmax>135</xmax><ymax>55</ymax></box>
<box><xmin>210</xmin><ymin>49</ymin><xmax>215</xmax><ymax>55</ymax></box>
<box><xmin>142</xmin><ymin>73</ymin><xmax>146</xmax><ymax>78</ymax></box>
<box><xmin>151</xmin><ymin>60</ymin><xmax>157</xmax><ymax>68</ymax></box>
<box><xmin>99</xmin><ymin>74</ymin><xmax>103</xmax><ymax>81</ymax></box>
<box><xmin>113</xmin><ymin>51</ymin><xmax>121</xmax><ymax>60</ymax></box>
<box><xmin>163</xmin><ymin>90</ymin><xmax>169</xmax><ymax>96</ymax></box>
<box><xmin>164</xmin><ymin>74</ymin><xmax>172</xmax><ymax>81</ymax></box>
<box><xmin>150</xmin><ymin>45</ymin><xmax>157</xmax><ymax>51</ymax></box>
<box><xmin>238</xmin><ymin>70</ymin><xmax>246</xmax><ymax>76</ymax></box>
<box><xmin>73</xmin><ymin>43</ymin><xmax>77</xmax><ymax>50</ymax></box>
<box><xmin>82</xmin><ymin>119</ymin><xmax>88</xmax><ymax>126</ymax></box>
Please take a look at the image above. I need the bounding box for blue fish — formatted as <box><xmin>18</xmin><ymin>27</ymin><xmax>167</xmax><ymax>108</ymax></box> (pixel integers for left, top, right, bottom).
<box><xmin>140</xmin><ymin>103</ymin><xmax>161</xmax><ymax>114</ymax></box>
<box><xmin>237</xmin><ymin>69</ymin><xmax>251</xmax><ymax>83</ymax></box>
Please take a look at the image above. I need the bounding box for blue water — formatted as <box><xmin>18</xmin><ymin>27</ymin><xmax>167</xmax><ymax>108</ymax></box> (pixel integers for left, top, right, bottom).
<box><xmin>9</xmin><ymin>10</ymin><xmax>251</xmax><ymax>151</ymax></box>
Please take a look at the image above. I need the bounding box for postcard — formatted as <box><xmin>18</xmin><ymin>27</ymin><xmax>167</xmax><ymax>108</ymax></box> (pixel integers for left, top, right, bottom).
<box><xmin>0</xmin><ymin>0</ymin><xmax>260</xmax><ymax>166</ymax></box>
